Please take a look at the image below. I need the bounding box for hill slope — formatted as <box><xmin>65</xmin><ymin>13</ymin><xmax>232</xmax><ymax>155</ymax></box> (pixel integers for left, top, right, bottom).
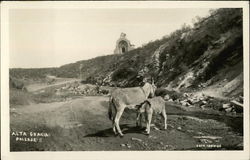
<box><xmin>10</xmin><ymin>8</ymin><xmax>243</xmax><ymax>98</ymax></box>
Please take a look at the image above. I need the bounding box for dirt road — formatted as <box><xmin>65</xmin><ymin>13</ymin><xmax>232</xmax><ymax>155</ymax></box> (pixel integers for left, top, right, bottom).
<box><xmin>10</xmin><ymin>96</ymin><xmax>243</xmax><ymax>151</ymax></box>
<box><xmin>26</xmin><ymin>78</ymin><xmax>78</xmax><ymax>92</ymax></box>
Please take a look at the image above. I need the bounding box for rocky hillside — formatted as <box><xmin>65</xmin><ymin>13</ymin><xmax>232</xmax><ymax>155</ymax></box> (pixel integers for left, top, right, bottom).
<box><xmin>10</xmin><ymin>8</ymin><xmax>243</xmax><ymax>98</ymax></box>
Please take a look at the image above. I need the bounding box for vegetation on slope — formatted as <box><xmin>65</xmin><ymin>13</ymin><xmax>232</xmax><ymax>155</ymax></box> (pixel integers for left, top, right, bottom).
<box><xmin>10</xmin><ymin>8</ymin><xmax>243</xmax><ymax>97</ymax></box>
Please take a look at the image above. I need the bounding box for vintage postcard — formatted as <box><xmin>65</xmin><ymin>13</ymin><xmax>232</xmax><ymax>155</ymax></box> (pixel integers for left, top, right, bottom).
<box><xmin>1</xmin><ymin>1</ymin><xmax>249</xmax><ymax>160</ymax></box>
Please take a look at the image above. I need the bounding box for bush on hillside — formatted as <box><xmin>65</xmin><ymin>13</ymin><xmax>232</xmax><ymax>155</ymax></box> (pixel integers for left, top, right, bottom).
<box><xmin>9</xmin><ymin>77</ymin><xmax>26</xmax><ymax>90</ymax></box>
<box><xmin>112</xmin><ymin>68</ymin><xmax>137</xmax><ymax>81</ymax></box>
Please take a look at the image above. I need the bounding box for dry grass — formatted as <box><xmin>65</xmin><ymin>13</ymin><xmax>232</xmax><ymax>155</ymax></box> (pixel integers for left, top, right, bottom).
<box><xmin>9</xmin><ymin>89</ymin><xmax>33</xmax><ymax>107</ymax></box>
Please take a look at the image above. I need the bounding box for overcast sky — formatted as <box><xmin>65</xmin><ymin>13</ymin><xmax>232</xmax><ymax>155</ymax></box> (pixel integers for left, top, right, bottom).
<box><xmin>9</xmin><ymin>8</ymin><xmax>211</xmax><ymax>68</ymax></box>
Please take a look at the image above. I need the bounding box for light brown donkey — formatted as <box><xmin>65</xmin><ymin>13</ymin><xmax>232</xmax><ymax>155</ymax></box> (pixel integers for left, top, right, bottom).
<box><xmin>108</xmin><ymin>82</ymin><xmax>156</xmax><ymax>137</ymax></box>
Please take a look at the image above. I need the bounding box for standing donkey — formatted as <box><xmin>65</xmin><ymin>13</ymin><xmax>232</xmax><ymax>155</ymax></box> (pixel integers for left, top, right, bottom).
<box><xmin>137</xmin><ymin>96</ymin><xmax>167</xmax><ymax>135</ymax></box>
<box><xmin>108</xmin><ymin>81</ymin><xmax>156</xmax><ymax>137</ymax></box>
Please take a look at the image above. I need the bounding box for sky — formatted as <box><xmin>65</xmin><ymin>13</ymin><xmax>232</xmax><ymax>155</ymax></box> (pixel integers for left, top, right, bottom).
<box><xmin>9</xmin><ymin>8</ymin><xmax>211</xmax><ymax>68</ymax></box>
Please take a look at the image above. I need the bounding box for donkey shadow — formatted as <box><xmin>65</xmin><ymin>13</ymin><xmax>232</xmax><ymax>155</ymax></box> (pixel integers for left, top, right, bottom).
<box><xmin>84</xmin><ymin>124</ymin><xmax>144</xmax><ymax>138</ymax></box>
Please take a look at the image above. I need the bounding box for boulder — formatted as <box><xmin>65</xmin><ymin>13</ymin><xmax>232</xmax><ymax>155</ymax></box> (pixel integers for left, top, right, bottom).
<box><xmin>180</xmin><ymin>101</ymin><xmax>186</xmax><ymax>106</ymax></box>
<box><xmin>187</xmin><ymin>99</ymin><xmax>193</xmax><ymax>105</ymax></box>
<box><xmin>183</xmin><ymin>93</ymin><xmax>189</xmax><ymax>98</ymax></box>
<box><xmin>225</xmin><ymin>107</ymin><xmax>233</xmax><ymax>112</ymax></box>
<box><xmin>126</xmin><ymin>144</ymin><xmax>131</xmax><ymax>148</ymax></box>
<box><xmin>177</xmin><ymin>126</ymin><xmax>182</xmax><ymax>130</ymax></box>
<box><xmin>202</xmin><ymin>100</ymin><xmax>208</xmax><ymax>104</ymax></box>
<box><xmin>230</xmin><ymin>100</ymin><xmax>243</xmax><ymax>113</ymax></box>
<box><xmin>200</xmin><ymin>105</ymin><xmax>205</xmax><ymax>110</ymax></box>
<box><xmin>175</xmin><ymin>99</ymin><xmax>180</xmax><ymax>103</ymax></box>
<box><xmin>238</xmin><ymin>96</ymin><xmax>243</xmax><ymax>103</ymax></box>
<box><xmin>120</xmin><ymin>144</ymin><xmax>126</xmax><ymax>147</ymax></box>
<box><xmin>164</xmin><ymin>94</ymin><xmax>170</xmax><ymax>100</ymax></box>
<box><xmin>222</xmin><ymin>103</ymin><xmax>231</xmax><ymax>109</ymax></box>
<box><xmin>153</xmin><ymin>126</ymin><xmax>160</xmax><ymax>131</ymax></box>
<box><xmin>131</xmin><ymin>137</ymin><xmax>142</xmax><ymax>142</ymax></box>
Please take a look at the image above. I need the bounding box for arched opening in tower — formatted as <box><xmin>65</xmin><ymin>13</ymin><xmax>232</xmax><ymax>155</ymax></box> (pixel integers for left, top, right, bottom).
<box><xmin>118</xmin><ymin>40</ymin><xmax>128</xmax><ymax>54</ymax></box>
<box><xmin>122</xmin><ymin>47</ymin><xmax>126</xmax><ymax>53</ymax></box>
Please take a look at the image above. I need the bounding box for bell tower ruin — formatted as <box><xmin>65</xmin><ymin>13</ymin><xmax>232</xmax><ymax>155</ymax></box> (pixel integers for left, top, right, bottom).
<box><xmin>114</xmin><ymin>33</ymin><xmax>134</xmax><ymax>54</ymax></box>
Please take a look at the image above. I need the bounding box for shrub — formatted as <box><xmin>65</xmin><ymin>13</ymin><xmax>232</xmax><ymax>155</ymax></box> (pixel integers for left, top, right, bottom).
<box><xmin>112</xmin><ymin>68</ymin><xmax>137</xmax><ymax>81</ymax></box>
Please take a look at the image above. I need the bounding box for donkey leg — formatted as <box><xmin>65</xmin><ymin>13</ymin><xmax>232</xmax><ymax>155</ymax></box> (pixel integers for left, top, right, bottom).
<box><xmin>136</xmin><ymin>113</ymin><xmax>143</xmax><ymax>128</ymax></box>
<box><xmin>146</xmin><ymin>110</ymin><xmax>153</xmax><ymax>135</ymax></box>
<box><xmin>136</xmin><ymin>112</ymin><xmax>140</xmax><ymax>127</ymax></box>
<box><xmin>110</xmin><ymin>101</ymin><xmax>117</xmax><ymax>135</ymax></box>
<box><xmin>112</xmin><ymin>120</ymin><xmax>117</xmax><ymax>135</ymax></box>
<box><xmin>114</xmin><ymin>108</ymin><xmax>125</xmax><ymax>137</ymax></box>
<box><xmin>140</xmin><ymin>113</ymin><xmax>143</xmax><ymax>128</ymax></box>
<box><xmin>144</xmin><ymin>112</ymin><xmax>149</xmax><ymax>132</ymax></box>
<box><xmin>162</xmin><ymin>111</ymin><xmax>167</xmax><ymax>130</ymax></box>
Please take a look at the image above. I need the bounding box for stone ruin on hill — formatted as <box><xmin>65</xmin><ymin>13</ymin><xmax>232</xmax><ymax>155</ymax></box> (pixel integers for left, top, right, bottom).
<box><xmin>114</xmin><ymin>33</ymin><xmax>135</xmax><ymax>54</ymax></box>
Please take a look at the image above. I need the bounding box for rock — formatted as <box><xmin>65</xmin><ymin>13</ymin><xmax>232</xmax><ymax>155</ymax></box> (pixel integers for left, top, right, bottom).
<box><xmin>143</xmin><ymin>142</ymin><xmax>148</xmax><ymax>146</ymax></box>
<box><xmin>236</xmin><ymin>142</ymin><xmax>243</xmax><ymax>148</ymax></box>
<box><xmin>61</xmin><ymin>86</ymin><xmax>67</xmax><ymax>90</ymax></box>
<box><xmin>164</xmin><ymin>94</ymin><xmax>170</xmax><ymax>100</ymax></box>
<box><xmin>183</xmin><ymin>93</ymin><xmax>189</xmax><ymax>97</ymax></box>
<box><xmin>10</xmin><ymin>108</ymin><xmax>16</xmax><ymax>111</ymax></box>
<box><xmin>197</xmin><ymin>131</ymin><xmax>204</xmax><ymax>135</ymax></box>
<box><xmin>187</xmin><ymin>130</ymin><xmax>194</xmax><ymax>133</ymax></box>
<box><xmin>202</xmin><ymin>100</ymin><xmax>208</xmax><ymax>104</ymax></box>
<box><xmin>187</xmin><ymin>99</ymin><xmax>193</xmax><ymax>105</ymax></box>
<box><xmin>193</xmin><ymin>136</ymin><xmax>222</xmax><ymax>140</ymax></box>
<box><xmin>131</xmin><ymin>137</ymin><xmax>142</xmax><ymax>142</ymax></box>
<box><xmin>180</xmin><ymin>101</ymin><xmax>186</xmax><ymax>106</ymax></box>
<box><xmin>165</xmin><ymin>144</ymin><xmax>175</xmax><ymax>150</ymax></box>
<box><xmin>120</xmin><ymin>144</ymin><xmax>126</xmax><ymax>147</ymax></box>
<box><xmin>225</xmin><ymin>107</ymin><xmax>233</xmax><ymax>112</ymax></box>
<box><xmin>222</xmin><ymin>103</ymin><xmax>231</xmax><ymax>109</ymax></box>
<box><xmin>149</xmin><ymin>135</ymin><xmax>157</xmax><ymax>139</ymax></box>
<box><xmin>126</xmin><ymin>144</ymin><xmax>131</xmax><ymax>148</ymax></box>
<box><xmin>199</xmin><ymin>96</ymin><xmax>205</xmax><ymax>101</ymax></box>
<box><xmin>230</xmin><ymin>100</ymin><xmax>243</xmax><ymax>113</ymax></box>
<box><xmin>168</xmin><ymin>124</ymin><xmax>174</xmax><ymax>128</ymax></box>
<box><xmin>238</xmin><ymin>96</ymin><xmax>243</xmax><ymax>103</ymax></box>
<box><xmin>154</xmin><ymin>126</ymin><xmax>160</xmax><ymax>131</ymax></box>
<box><xmin>200</xmin><ymin>105</ymin><xmax>205</xmax><ymax>110</ymax></box>
<box><xmin>175</xmin><ymin>99</ymin><xmax>180</xmax><ymax>103</ymax></box>
<box><xmin>177</xmin><ymin>127</ymin><xmax>182</xmax><ymax>130</ymax></box>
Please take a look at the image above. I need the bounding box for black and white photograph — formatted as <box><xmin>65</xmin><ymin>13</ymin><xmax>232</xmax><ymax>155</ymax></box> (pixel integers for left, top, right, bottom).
<box><xmin>1</xmin><ymin>1</ymin><xmax>249</xmax><ymax>160</ymax></box>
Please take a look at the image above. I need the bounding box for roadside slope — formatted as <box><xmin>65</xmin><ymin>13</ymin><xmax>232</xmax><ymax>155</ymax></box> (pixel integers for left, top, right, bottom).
<box><xmin>10</xmin><ymin>8</ymin><xmax>243</xmax><ymax>98</ymax></box>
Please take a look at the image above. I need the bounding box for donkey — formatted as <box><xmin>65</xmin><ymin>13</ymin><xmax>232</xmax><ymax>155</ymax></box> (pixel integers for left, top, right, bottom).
<box><xmin>108</xmin><ymin>82</ymin><xmax>156</xmax><ymax>137</ymax></box>
<box><xmin>137</xmin><ymin>96</ymin><xmax>167</xmax><ymax>135</ymax></box>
